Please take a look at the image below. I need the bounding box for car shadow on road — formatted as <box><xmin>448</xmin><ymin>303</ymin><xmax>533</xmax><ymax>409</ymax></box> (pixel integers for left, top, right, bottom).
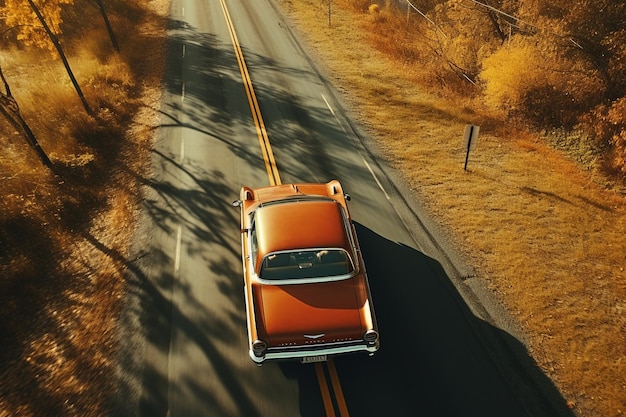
<box><xmin>284</xmin><ymin>223</ymin><xmax>577</xmax><ymax>417</ymax></box>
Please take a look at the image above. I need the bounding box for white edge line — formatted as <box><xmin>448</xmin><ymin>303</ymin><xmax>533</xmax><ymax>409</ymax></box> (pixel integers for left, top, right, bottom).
<box><xmin>321</xmin><ymin>93</ymin><xmax>336</xmax><ymax>117</ymax></box>
<box><xmin>362</xmin><ymin>158</ymin><xmax>390</xmax><ymax>200</ymax></box>
<box><xmin>321</xmin><ymin>92</ymin><xmax>390</xmax><ymax>200</ymax></box>
<box><xmin>174</xmin><ymin>224</ymin><xmax>182</xmax><ymax>273</ymax></box>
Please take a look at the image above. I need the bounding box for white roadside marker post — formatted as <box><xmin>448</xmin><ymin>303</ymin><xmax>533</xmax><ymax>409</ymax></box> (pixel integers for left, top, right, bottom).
<box><xmin>463</xmin><ymin>124</ymin><xmax>480</xmax><ymax>171</ymax></box>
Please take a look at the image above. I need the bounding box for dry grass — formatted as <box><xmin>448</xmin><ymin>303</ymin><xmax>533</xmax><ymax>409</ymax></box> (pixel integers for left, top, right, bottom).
<box><xmin>1</xmin><ymin>1</ymin><xmax>624</xmax><ymax>416</ymax></box>
<box><xmin>0</xmin><ymin>0</ymin><xmax>168</xmax><ymax>416</ymax></box>
<box><xmin>277</xmin><ymin>1</ymin><xmax>626</xmax><ymax>416</ymax></box>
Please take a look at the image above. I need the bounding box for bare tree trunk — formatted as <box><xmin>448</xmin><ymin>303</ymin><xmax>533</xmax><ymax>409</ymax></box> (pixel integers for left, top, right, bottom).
<box><xmin>0</xmin><ymin>65</ymin><xmax>52</xmax><ymax>168</ymax></box>
<box><xmin>96</xmin><ymin>0</ymin><xmax>119</xmax><ymax>52</ymax></box>
<box><xmin>26</xmin><ymin>0</ymin><xmax>93</xmax><ymax>116</ymax></box>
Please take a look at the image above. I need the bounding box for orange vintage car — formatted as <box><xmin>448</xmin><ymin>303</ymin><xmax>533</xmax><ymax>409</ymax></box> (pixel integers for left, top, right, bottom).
<box><xmin>233</xmin><ymin>180</ymin><xmax>379</xmax><ymax>365</ymax></box>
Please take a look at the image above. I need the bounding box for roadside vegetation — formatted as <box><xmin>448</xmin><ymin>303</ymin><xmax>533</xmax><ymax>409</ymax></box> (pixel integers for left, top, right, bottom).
<box><xmin>1</xmin><ymin>0</ymin><xmax>624</xmax><ymax>416</ymax></box>
<box><xmin>277</xmin><ymin>1</ymin><xmax>625</xmax><ymax>416</ymax></box>
<box><xmin>0</xmin><ymin>0</ymin><xmax>168</xmax><ymax>415</ymax></box>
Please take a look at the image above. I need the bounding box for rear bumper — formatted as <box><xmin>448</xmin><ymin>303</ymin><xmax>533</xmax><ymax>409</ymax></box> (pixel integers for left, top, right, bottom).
<box><xmin>249</xmin><ymin>341</ymin><xmax>379</xmax><ymax>364</ymax></box>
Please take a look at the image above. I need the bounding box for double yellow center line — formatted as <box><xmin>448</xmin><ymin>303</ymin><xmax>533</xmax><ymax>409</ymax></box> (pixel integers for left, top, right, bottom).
<box><xmin>315</xmin><ymin>358</ymin><xmax>350</xmax><ymax>417</ymax></box>
<box><xmin>218</xmin><ymin>1</ymin><xmax>348</xmax><ymax>416</ymax></box>
<box><xmin>219</xmin><ymin>0</ymin><xmax>281</xmax><ymax>186</ymax></box>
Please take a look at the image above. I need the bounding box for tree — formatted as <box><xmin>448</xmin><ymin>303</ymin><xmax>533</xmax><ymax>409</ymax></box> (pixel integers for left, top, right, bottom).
<box><xmin>2</xmin><ymin>0</ymin><xmax>72</xmax><ymax>51</ymax></box>
<box><xmin>0</xmin><ymin>64</ymin><xmax>52</xmax><ymax>168</ymax></box>
<box><xmin>96</xmin><ymin>0</ymin><xmax>119</xmax><ymax>52</ymax></box>
<box><xmin>2</xmin><ymin>0</ymin><xmax>93</xmax><ymax>115</ymax></box>
<box><xmin>26</xmin><ymin>0</ymin><xmax>93</xmax><ymax>115</ymax></box>
<box><xmin>561</xmin><ymin>1</ymin><xmax>626</xmax><ymax>100</ymax></box>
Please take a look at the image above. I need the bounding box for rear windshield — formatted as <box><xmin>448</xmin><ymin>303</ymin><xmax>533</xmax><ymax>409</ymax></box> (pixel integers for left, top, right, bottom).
<box><xmin>259</xmin><ymin>249</ymin><xmax>354</xmax><ymax>280</ymax></box>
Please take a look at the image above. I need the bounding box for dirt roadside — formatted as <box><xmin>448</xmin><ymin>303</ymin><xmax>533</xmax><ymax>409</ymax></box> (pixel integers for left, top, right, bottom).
<box><xmin>0</xmin><ymin>1</ymin><xmax>169</xmax><ymax>416</ymax></box>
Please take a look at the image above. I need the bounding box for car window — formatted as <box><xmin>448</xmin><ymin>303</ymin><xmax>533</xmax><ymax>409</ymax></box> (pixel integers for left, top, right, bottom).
<box><xmin>259</xmin><ymin>249</ymin><xmax>354</xmax><ymax>280</ymax></box>
<box><xmin>249</xmin><ymin>215</ymin><xmax>258</xmax><ymax>269</ymax></box>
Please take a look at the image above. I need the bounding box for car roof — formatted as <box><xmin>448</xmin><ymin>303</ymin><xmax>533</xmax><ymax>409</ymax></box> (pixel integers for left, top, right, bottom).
<box><xmin>255</xmin><ymin>198</ymin><xmax>351</xmax><ymax>257</ymax></box>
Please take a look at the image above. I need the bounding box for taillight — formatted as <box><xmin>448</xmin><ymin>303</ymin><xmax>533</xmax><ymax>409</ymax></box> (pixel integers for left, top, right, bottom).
<box><xmin>363</xmin><ymin>330</ymin><xmax>379</xmax><ymax>345</ymax></box>
<box><xmin>252</xmin><ymin>339</ymin><xmax>268</xmax><ymax>357</ymax></box>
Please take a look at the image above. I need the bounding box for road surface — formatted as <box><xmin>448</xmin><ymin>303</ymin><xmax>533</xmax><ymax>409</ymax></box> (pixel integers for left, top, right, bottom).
<box><xmin>115</xmin><ymin>1</ymin><xmax>576</xmax><ymax>416</ymax></box>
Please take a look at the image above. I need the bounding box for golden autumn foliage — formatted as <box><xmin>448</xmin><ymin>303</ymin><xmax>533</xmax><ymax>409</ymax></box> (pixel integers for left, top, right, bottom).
<box><xmin>480</xmin><ymin>43</ymin><xmax>542</xmax><ymax>111</ymax></box>
<box><xmin>2</xmin><ymin>0</ymin><xmax>74</xmax><ymax>52</ymax></box>
<box><xmin>0</xmin><ymin>0</ymin><xmax>168</xmax><ymax>415</ymax></box>
<box><xmin>584</xmin><ymin>98</ymin><xmax>626</xmax><ymax>177</ymax></box>
<box><xmin>480</xmin><ymin>40</ymin><xmax>605</xmax><ymax>127</ymax></box>
<box><xmin>346</xmin><ymin>0</ymin><xmax>626</xmax><ymax>179</ymax></box>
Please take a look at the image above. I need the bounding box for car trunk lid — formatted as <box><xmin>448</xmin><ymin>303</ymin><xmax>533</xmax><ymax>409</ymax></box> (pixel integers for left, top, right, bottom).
<box><xmin>256</xmin><ymin>279</ymin><xmax>365</xmax><ymax>347</ymax></box>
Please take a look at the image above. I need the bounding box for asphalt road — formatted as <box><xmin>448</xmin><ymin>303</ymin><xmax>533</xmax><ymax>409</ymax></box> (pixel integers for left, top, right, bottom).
<box><xmin>115</xmin><ymin>1</ymin><xmax>577</xmax><ymax>416</ymax></box>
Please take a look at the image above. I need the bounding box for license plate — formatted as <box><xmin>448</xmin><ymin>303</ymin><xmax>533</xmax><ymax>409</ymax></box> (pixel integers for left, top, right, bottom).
<box><xmin>301</xmin><ymin>355</ymin><xmax>327</xmax><ymax>363</ymax></box>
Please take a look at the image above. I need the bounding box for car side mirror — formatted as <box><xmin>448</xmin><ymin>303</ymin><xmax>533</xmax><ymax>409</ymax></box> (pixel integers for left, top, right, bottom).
<box><xmin>344</xmin><ymin>194</ymin><xmax>351</xmax><ymax>201</ymax></box>
<box><xmin>232</xmin><ymin>200</ymin><xmax>242</xmax><ymax>208</ymax></box>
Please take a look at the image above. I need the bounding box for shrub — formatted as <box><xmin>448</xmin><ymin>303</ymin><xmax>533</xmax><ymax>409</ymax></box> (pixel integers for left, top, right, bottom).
<box><xmin>583</xmin><ymin>98</ymin><xmax>626</xmax><ymax>177</ymax></box>
<box><xmin>481</xmin><ymin>39</ymin><xmax>604</xmax><ymax>128</ymax></box>
<box><xmin>480</xmin><ymin>43</ymin><xmax>543</xmax><ymax>113</ymax></box>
